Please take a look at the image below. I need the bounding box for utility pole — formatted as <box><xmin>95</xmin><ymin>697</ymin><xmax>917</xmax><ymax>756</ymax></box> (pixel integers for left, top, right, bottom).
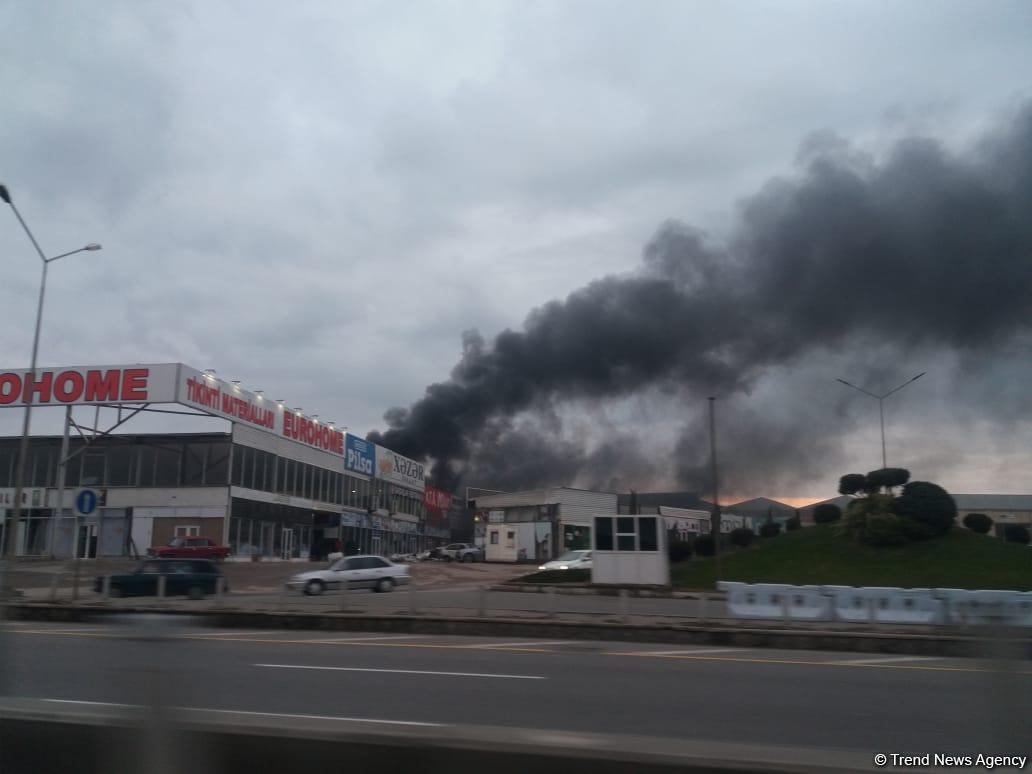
<box><xmin>708</xmin><ymin>396</ymin><xmax>722</xmax><ymax>582</ymax></box>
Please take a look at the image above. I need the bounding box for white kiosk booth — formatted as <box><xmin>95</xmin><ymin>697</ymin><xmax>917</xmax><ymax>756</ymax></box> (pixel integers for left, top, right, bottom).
<box><xmin>590</xmin><ymin>514</ymin><xmax>670</xmax><ymax>586</ymax></box>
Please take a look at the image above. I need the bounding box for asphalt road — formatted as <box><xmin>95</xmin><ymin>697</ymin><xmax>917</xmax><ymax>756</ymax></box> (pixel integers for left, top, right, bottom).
<box><xmin>1</xmin><ymin>619</ymin><xmax>1028</xmax><ymax>759</ymax></box>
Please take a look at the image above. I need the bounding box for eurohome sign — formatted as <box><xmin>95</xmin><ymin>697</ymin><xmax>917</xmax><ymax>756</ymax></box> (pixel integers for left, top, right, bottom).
<box><xmin>0</xmin><ymin>364</ymin><xmax>414</xmax><ymax>471</ymax></box>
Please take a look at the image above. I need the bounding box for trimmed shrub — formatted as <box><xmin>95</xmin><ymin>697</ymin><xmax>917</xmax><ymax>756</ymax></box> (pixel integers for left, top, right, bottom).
<box><xmin>1002</xmin><ymin>524</ymin><xmax>1030</xmax><ymax>545</ymax></box>
<box><xmin>845</xmin><ymin>493</ymin><xmax>898</xmax><ymax>546</ymax></box>
<box><xmin>863</xmin><ymin>512</ymin><xmax>909</xmax><ymax>547</ymax></box>
<box><xmin>891</xmin><ymin>481</ymin><xmax>957</xmax><ymax>538</ymax></box>
<box><xmin>865</xmin><ymin>467</ymin><xmax>911</xmax><ymax>492</ymax></box>
<box><xmin>758</xmin><ymin>521</ymin><xmax>782</xmax><ymax>538</ymax></box>
<box><xmin>693</xmin><ymin>534</ymin><xmax>716</xmax><ymax>557</ymax></box>
<box><xmin>785</xmin><ymin>514</ymin><xmax>802</xmax><ymax>531</ymax></box>
<box><xmin>838</xmin><ymin>474</ymin><xmax>868</xmax><ymax>496</ymax></box>
<box><xmin>668</xmin><ymin>540</ymin><xmax>693</xmax><ymax>563</ymax></box>
<box><xmin>962</xmin><ymin>513</ymin><xmax>993</xmax><ymax>535</ymax></box>
<box><xmin>729</xmin><ymin>527</ymin><xmax>755</xmax><ymax>548</ymax></box>
<box><xmin>813</xmin><ymin>503</ymin><xmax>842</xmax><ymax>524</ymax></box>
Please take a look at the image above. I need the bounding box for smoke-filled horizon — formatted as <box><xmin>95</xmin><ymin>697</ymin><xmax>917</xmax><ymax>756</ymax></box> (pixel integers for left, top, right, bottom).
<box><xmin>369</xmin><ymin>102</ymin><xmax>1032</xmax><ymax>494</ymax></box>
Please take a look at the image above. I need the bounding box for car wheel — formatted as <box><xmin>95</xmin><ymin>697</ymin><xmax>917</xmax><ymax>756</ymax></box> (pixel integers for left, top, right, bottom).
<box><xmin>187</xmin><ymin>585</ymin><xmax>205</xmax><ymax>601</ymax></box>
<box><xmin>305</xmin><ymin>580</ymin><xmax>325</xmax><ymax>596</ymax></box>
<box><xmin>463</xmin><ymin>553</ymin><xmax>474</xmax><ymax>563</ymax></box>
<box><xmin>108</xmin><ymin>586</ymin><xmax>123</xmax><ymax>599</ymax></box>
<box><xmin>376</xmin><ymin>578</ymin><xmax>394</xmax><ymax>593</ymax></box>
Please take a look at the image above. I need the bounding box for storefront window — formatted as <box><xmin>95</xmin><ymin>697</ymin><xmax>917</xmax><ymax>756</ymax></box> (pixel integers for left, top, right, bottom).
<box><xmin>231</xmin><ymin>445</ymin><xmax>245</xmax><ymax>487</ymax></box>
<box><xmin>0</xmin><ymin>448</ymin><xmax>13</xmax><ymax>487</ymax></box>
<box><xmin>137</xmin><ymin>446</ymin><xmax>156</xmax><ymax>487</ymax></box>
<box><xmin>29</xmin><ymin>447</ymin><xmax>52</xmax><ymax>487</ymax></box>
<box><xmin>206</xmin><ymin>442</ymin><xmax>230</xmax><ymax>485</ymax></box>
<box><xmin>182</xmin><ymin>443</ymin><xmax>207</xmax><ymax>486</ymax></box>
<box><xmin>154</xmin><ymin>445</ymin><xmax>180</xmax><ymax>486</ymax></box>
<box><xmin>82</xmin><ymin>452</ymin><xmax>105</xmax><ymax>486</ymax></box>
<box><xmin>106</xmin><ymin>446</ymin><xmax>132</xmax><ymax>486</ymax></box>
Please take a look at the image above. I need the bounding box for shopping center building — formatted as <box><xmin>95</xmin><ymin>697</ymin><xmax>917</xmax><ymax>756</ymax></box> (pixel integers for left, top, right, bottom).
<box><xmin>0</xmin><ymin>362</ymin><xmax>451</xmax><ymax>559</ymax></box>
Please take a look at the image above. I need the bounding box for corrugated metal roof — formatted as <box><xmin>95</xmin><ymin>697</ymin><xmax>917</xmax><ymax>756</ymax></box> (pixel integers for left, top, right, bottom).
<box><xmin>726</xmin><ymin>497</ymin><xmax>795</xmax><ymax>514</ymax></box>
<box><xmin>797</xmin><ymin>493</ymin><xmax>1032</xmax><ymax>514</ymax></box>
<box><xmin>951</xmin><ymin>494</ymin><xmax>1032</xmax><ymax>510</ymax></box>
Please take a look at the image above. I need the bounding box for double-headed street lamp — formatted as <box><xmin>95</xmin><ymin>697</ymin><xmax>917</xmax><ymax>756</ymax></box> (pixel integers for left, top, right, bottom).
<box><xmin>836</xmin><ymin>372</ymin><xmax>925</xmax><ymax>470</ymax></box>
<box><xmin>0</xmin><ymin>184</ymin><xmax>102</xmax><ymax>562</ymax></box>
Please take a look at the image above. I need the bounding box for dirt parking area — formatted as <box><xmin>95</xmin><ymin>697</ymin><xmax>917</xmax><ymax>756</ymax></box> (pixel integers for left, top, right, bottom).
<box><xmin>5</xmin><ymin>557</ymin><xmax>533</xmax><ymax>594</ymax></box>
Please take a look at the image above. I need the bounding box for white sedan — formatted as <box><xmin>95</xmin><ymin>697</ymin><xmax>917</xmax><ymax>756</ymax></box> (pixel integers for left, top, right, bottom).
<box><xmin>538</xmin><ymin>550</ymin><xmax>592</xmax><ymax>571</ymax></box>
<box><xmin>286</xmin><ymin>555</ymin><xmax>410</xmax><ymax>595</ymax></box>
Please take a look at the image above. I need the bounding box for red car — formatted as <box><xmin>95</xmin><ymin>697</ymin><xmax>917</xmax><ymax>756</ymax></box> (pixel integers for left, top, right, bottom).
<box><xmin>148</xmin><ymin>536</ymin><xmax>231</xmax><ymax>560</ymax></box>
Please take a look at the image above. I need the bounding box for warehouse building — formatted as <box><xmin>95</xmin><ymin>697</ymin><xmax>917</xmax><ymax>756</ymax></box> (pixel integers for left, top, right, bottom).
<box><xmin>0</xmin><ymin>362</ymin><xmax>449</xmax><ymax>559</ymax></box>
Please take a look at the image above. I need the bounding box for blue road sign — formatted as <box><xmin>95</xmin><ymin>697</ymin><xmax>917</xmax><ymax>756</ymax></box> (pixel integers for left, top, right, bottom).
<box><xmin>74</xmin><ymin>489</ymin><xmax>99</xmax><ymax>517</ymax></box>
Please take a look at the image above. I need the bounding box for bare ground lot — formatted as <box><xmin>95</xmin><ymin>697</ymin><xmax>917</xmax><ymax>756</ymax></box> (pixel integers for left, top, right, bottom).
<box><xmin>3</xmin><ymin>557</ymin><xmax>531</xmax><ymax>594</ymax></box>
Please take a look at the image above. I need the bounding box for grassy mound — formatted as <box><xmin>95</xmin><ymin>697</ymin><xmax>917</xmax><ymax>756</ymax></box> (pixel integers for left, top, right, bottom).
<box><xmin>672</xmin><ymin>525</ymin><xmax>1032</xmax><ymax>590</ymax></box>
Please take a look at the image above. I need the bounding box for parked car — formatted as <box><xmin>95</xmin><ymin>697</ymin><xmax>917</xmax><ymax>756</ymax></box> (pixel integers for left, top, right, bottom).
<box><xmin>538</xmin><ymin>550</ymin><xmax>592</xmax><ymax>571</ymax></box>
<box><xmin>148</xmin><ymin>536</ymin><xmax>231</xmax><ymax>560</ymax></box>
<box><xmin>95</xmin><ymin>559</ymin><xmax>224</xmax><ymax>599</ymax></box>
<box><xmin>286</xmin><ymin>554</ymin><xmax>410</xmax><ymax>595</ymax></box>
<box><xmin>439</xmin><ymin>543</ymin><xmax>484</xmax><ymax>562</ymax></box>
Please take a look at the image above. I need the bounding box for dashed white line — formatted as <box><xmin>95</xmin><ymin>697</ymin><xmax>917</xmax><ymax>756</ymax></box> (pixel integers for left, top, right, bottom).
<box><xmin>832</xmin><ymin>656</ymin><xmax>937</xmax><ymax>666</ymax></box>
<box><xmin>43</xmin><ymin>699</ymin><xmax>444</xmax><ymax>727</ymax></box>
<box><xmin>625</xmin><ymin>648</ymin><xmax>749</xmax><ymax>656</ymax></box>
<box><xmin>466</xmin><ymin>640</ymin><xmax>572</xmax><ymax>649</ymax></box>
<box><xmin>45</xmin><ymin>699</ymin><xmax>134</xmax><ymax>708</ymax></box>
<box><xmin>255</xmin><ymin>663</ymin><xmax>547</xmax><ymax>680</ymax></box>
<box><xmin>303</xmin><ymin>635</ymin><xmax>425</xmax><ymax>643</ymax></box>
<box><xmin>198</xmin><ymin>707</ymin><xmax>445</xmax><ymax>727</ymax></box>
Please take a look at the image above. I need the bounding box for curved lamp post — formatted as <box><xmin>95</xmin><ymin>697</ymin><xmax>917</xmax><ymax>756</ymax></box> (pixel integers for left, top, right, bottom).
<box><xmin>0</xmin><ymin>184</ymin><xmax>101</xmax><ymax>564</ymax></box>
<box><xmin>836</xmin><ymin>372</ymin><xmax>925</xmax><ymax>469</ymax></box>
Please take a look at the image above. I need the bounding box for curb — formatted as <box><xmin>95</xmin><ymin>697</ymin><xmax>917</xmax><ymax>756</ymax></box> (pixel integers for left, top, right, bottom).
<box><xmin>5</xmin><ymin>603</ymin><xmax>1030</xmax><ymax>658</ymax></box>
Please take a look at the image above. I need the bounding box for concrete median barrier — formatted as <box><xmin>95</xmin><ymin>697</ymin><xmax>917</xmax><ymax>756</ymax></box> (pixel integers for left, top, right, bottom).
<box><xmin>4</xmin><ymin>602</ymin><xmax>1031</xmax><ymax>657</ymax></box>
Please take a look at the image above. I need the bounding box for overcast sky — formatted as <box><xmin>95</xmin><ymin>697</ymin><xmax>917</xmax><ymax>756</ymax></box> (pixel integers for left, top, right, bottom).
<box><xmin>2</xmin><ymin>1</ymin><xmax>1031</xmax><ymax>502</ymax></box>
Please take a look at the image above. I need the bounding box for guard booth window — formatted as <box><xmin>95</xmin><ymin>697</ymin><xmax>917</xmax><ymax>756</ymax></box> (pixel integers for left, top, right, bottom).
<box><xmin>593</xmin><ymin>516</ymin><xmax>660</xmax><ymax>552</ymax></box>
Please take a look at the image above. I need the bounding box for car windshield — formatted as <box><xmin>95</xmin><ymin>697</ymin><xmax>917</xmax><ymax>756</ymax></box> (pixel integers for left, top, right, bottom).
<box><xmin>169</xmin><ymin>538</ymin><xmax>186</xmax><ymax>547</ymax></box>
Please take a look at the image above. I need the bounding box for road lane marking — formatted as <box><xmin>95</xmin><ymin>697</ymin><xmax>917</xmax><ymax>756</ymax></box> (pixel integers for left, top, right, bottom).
<box><xmin>13</xmin><ymin>628</ymin><xmax>1030</xmax><ymax>675</ymax></box>
<box><xmin>831</xmin><ymin>656</ymin><xmax>937</xmax><ymax>666</ymax></box>
<box><xmin>184</xmin><ymin>635</ymin><xmax>555</xmax><ymax>652</ymax></box>
<box><xmin>43</xmin><ymin>699</ymin><xmax>444</xmax><ymax>727</ymax></box>
<box><xmin>45</xmin><ymin>699</ymin><xmax>134</xmax><ymax>708</ymax></box>
<box><xmin>255</xmin><ymin>663</ymin><xmax>547</xmax><ymax>680</ymax></box>
<box><xmin>301</xmin><ymin>635</ymin><xmax>425</xmax><ymax>643</ymax></box>
<box><xmin>198</xmin><ymin>708</ymin><xmax>445</xmax><ymax>727</ymax></box>
<box><xmin>465</xmin><ymin>641</ymin><xmax>573</xmax><ymax>649</ymax></box>
<box><xmin>604</xmin><ymin>651</ymin><xmax>1032</xmax><ymax>674</ymax></box>
<box><xmin>624</xmin><ymin>648</ymin><xmax>749</xmax><ymax>656</ymax></box>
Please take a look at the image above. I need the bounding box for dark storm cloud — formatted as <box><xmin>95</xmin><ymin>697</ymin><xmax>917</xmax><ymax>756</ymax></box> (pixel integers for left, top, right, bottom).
<box><xmin>371</xmin><ymin>103</ymin><xmax>1032</xmax><ymax>490</ymax></box>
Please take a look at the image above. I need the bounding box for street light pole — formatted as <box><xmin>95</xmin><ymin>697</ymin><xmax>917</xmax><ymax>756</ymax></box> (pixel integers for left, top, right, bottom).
<box><xmin>708</xmin><ymin>396</ymin><xmax>722</xmax><ymax>582</ymax></box>
<box><xmin>0</xmin><ymin>184</ymin><xmax>101</xmax><ymax>575</ymax></box>
<box><xmin>836</xmin><ymin>372</ymin><xmax>925</xmax><ymax>469</ymax></box>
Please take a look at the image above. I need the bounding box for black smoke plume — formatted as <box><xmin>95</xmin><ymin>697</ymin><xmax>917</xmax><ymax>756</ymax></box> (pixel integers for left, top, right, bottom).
<box><xmin>369</xmin><ymin>103</ymin><xmax>1032</xmax><ymax>493</ymax></box>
